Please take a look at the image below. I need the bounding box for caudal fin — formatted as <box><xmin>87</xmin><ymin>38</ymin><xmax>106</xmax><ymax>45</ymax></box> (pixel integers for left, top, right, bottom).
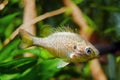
<box><xmin>19</xmin><ymin>29</ymin><xmax>34</xmax><ymax>48</ymax></box>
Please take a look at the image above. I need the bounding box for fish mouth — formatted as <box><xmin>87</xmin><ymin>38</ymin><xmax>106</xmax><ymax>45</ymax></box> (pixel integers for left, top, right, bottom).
<box><xmin>94</xmin><ymin>52</ymin><xmax>100</xmax><ymax>58</ymax></box>
<box><xmin>94</xmin><ymin>49</ymin><xmax>100</xmax><ymax>57</ymax></box>
<box><xmin>90</xmin><ymin>51</ymin><xmax>99</xmax><ymax>59</ymax></box>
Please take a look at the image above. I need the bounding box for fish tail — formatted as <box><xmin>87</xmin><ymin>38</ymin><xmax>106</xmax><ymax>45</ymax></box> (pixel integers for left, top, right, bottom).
<box><xmin>19</xmin><ymin>29</ymin><xmax>34</xmax><ymax>48</ymax></box>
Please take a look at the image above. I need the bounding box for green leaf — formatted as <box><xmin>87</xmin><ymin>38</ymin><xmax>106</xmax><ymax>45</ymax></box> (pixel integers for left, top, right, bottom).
<box><xmin>0</xmin><ymin>36</ymin><xmax>20</xmax><ymax>61</ymax></box>
<box><xmin>5</xmin><ymin>23</ymin><xmax>15</xmax><ymax>38</ymax></box>
<box><xmin>117</xmin><ymin>56</ymin><xmax>120</xmax><ymax>62</ymax></box>
<box><xmin>72</xmin><ymin>0</ymin><xmax>84</xmax><ymax>4</ymax></box>
<box><xmin>104</xmin><ymin>27</ymin><xmax>116</xmax><ymax>34</ymax></box>
<box><xmin>0</xmin><ymin>40</ymin><xmax>3</xmax><ymax>50</ymax></box>
<box><xmin>19</xmin><ymin>47</ymin><xmax>54</xmax><ymax>60</ymax></box>
<box><xmin>116</xmin><ymin>58</ymin><xmax>120</xmax><ymax>80</ymax></box>
<box><xmin>18</xmin><ymin>59</ymin><xmax>61</xmax><ymax>80</ymax></box>
<box><xmin>84</xmin><ymin>14</ymin><xmax>97</xmax><ymax>30</ymax></box>
<box><xmin>107</xmin><ymin>54</ymin><xmax>116</xmax><ymax>80</ymax></box>
<box><xmin>0</xmin><ymin>13</ymin><xmax>19</xmax><ymax>24</ymax></box>
<box><xmin>0</xmin><ymin>13</ymin><xmax>19</xmax><ymax>34</ymax></box>
<box><xmin>83</xmin><ymin>63</ymin><xmax>91</xmax><ymax>77</ymax></box>
<box><xmin>0</xmin><ymin>74</ymin><xmax>20</xmax><ymax>80</ymax></box>
<box><xmin>0</xmin><ymin>58</ymin><xmax>37</xmax><ymax>74</ymax></box>
<box><xmin>10</xmin><ymin>0</ymin><xmax>19</xmax><ymax>4</ymax></box>
<box><xmin>101</xmin><ymin>6</ymin><xmax>120</xmax><ymax>12</ymax></box>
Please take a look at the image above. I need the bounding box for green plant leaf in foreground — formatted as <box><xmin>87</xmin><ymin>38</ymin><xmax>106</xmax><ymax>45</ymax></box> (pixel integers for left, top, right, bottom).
<box><xmin>18</xmin><ymin>59</ymin><xmax>61</xmax><ymax>80</ymax></box>
<box><xmin>0</xmin><ymin>36</ymin><xmax>20</xmax><ymax>61</ymax></box>
<box><xmin>0</xmin><ymin>58</ymin><xmax>37</xmax><ymax>74</ymax></box>
<box><xmin>0</xmin><ymin>13</ymin><xmax>19</xmax><ymax>34</ymax></box>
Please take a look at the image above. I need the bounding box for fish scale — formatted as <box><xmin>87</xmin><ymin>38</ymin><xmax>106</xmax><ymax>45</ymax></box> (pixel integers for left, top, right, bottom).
<box><xmin>46</xmin><ymin>32</ymin><xmax>77</xmax><ymax>58</ymax></box>
<box><xmin>45</xmin><ymin>33</ymin><xmax>73</xmax><ymax>58</ymax></box>
<box><xmin>19</xmin><ymin>28</ymin><xmax>99</xmax><ymax>68</ymax></box>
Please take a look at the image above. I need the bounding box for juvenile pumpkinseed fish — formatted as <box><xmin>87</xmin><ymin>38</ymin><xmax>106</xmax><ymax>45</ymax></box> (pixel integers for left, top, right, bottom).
<box><xmin>19</xmin><ymin>28</ymin><xmax>99</xmax><ymax>68</ymax></box>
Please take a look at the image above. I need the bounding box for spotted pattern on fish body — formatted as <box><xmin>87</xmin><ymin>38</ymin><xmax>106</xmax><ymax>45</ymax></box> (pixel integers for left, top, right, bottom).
<box><xmin>19</xmin><ymin>28</ymin><xmax>99</xmax><ymax>68</ymax></box>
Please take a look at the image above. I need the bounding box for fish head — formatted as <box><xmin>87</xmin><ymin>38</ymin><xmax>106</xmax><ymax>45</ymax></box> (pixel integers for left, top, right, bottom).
<box><xmin>71</xmin><ymin>43</ymin><xmax>99</xmax><ymax>62</ymax></box>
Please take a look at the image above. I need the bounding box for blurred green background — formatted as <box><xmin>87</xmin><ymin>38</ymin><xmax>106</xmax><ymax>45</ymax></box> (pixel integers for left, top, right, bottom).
<box><xmin>0</xmin><ymin>0</ymin><xmax>120</xmax><ymax>80</ymax></box>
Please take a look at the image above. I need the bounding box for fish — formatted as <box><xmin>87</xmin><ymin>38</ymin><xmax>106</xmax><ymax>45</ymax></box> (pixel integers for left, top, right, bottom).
<box><xmin>19</xmin><ymin>27</ymin><xmax>99</xmax><ymax>68</ymax></box>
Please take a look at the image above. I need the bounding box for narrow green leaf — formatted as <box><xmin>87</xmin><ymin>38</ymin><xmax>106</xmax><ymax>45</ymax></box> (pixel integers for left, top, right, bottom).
<box><xmin>0</xmin><ymin>58</ymin><xmax>37</xmax><ymax>74</ymax></box>
<box><xmin>0</xmin><ymin>13</ymin><xmax>19</xmax><ymax>24</ymax></box>
<box><xmin>107</xmin><ymin>54</ymin><xmax>116</xmax><ymax>80</ymax></box>
<box><xmin>18</xmin><ymin>59</ymin><xmax>61</xmax><ymax>80</ymax></box>
<box><xmin>0</xmin><ymin>36</ymin><xmax>20</xmax><ymax>61</ymax></box>
<box><xmin>5</xmin><ymin>23</ymin><xmax>15</xmax><ymax>38</ymax></box>
<box><xmin>72</xmin><ymin>0</ymin><xmax>84</xmax><ymax>4</ymax></box>
<box><xmin>0</xmin><ymin>13</ymin><xmax>19</xmax><ymax>34</ymax></box>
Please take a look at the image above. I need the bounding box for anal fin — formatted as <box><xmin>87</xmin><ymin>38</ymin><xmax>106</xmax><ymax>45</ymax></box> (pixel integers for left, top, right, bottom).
<box><xmin>57</xmin><ymin>60</ymin><xmax>69</xmax><ymax>68</ymax></box>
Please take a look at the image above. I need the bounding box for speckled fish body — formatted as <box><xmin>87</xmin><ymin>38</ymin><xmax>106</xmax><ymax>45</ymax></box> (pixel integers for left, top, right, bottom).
<box><xmin>19</xmin><ymin>28</ymin><xmax>99</xmax><ymax>68</ymax></box>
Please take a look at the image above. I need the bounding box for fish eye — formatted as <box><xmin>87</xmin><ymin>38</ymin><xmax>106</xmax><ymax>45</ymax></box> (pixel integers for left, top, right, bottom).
<box><xmin>73</xmin><ymin>45</ymin><xmax>77</xmax><ymax>49</ymax></box>
<box><xmin>85</xmin><ymin>47</ymin><xmax>92</xmax><ymax>55</ymax></box>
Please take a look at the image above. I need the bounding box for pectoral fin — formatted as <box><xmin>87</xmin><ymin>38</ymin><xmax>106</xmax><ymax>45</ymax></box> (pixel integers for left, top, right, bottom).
<box><xmin>57</xmin><ymin>60</ymin><xmax>69</xmax><ymax>68</ymax></box>
<box><xmin>68</xmin><ymin>52</ymin><xmax>77</xmax><ymax>59</ymax></box>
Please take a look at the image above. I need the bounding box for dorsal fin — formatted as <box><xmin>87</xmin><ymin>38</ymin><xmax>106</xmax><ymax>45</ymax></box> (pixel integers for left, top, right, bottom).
<box><xmin>53</xmin><ymin>26</ymin><xmax>78</xmax><ymax>33</ymax></box>
<box><xmin>38</xmin><ymin>25</ymin><xmax>54</xmax><ymax>37</ymax></box>
<box><xmin>39</xmin><ymin>25</ymin><xmax>79</xmax><ymax>37</ymax></box>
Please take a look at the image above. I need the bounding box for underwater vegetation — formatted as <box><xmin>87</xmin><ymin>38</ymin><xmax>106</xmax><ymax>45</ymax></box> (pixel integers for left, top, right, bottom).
<box><xmin>0</xmin><ymin>0</ymin><xmax>120</xmax><ymax>80</ymax></box>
